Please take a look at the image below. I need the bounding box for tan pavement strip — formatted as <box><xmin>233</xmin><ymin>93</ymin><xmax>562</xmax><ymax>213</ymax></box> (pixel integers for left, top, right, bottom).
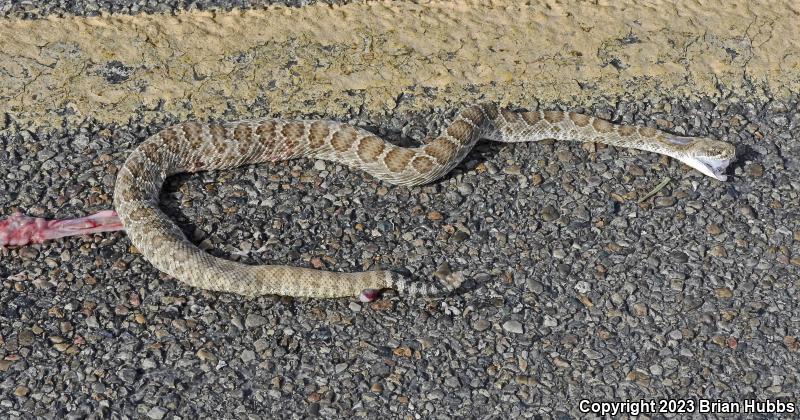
<box><xmin>0</xmin><ymin>0</ymin><xmax>795</xmax><ymax>129</ymax></box>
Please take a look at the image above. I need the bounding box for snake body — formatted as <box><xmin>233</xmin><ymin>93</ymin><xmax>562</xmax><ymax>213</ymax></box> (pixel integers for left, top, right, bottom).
<box><xmin>113</xmin><ymin>103</ymin><xmax>735</xmax><ymax>299</ymax></box>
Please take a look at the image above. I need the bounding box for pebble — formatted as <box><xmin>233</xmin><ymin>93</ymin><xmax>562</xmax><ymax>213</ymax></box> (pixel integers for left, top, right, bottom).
<box><xmin>654</xmin><ymin>196</ymin><xmax>676</xmax><ymax>207</ymax></box>
<box><xmin>649</xmin><ymin>364</ymin><xmax>663</xmax><ymax>376</ymax></box>
<box><xmin>709</xmin><ymin>245</ymin><xmax>727</xmax><ymax>257</ymax></box>
<box><xmin>502</xmin><ymin>320</ymin><xmax>524</xmax><ymax>334</ymax></box>
<box><xmin>715</xmin><ymin>287</ymin><xmax>734</xmax><ymax>298</ymax></box>
<box><xmin>627</xmin><ymin>164</ymin><xmax>645</xmax><ymax>176</ymax></box>
<box><xmin>515</xmin><ymin>376</ymin><xmax>537</xmax><ymax>386</ymax></box>
<box><xmin>432</xmin><ymin>262</ymin><xmax>452</xmax><ymax>280</ymax></box>
<box><xmin>669</xmin><ymin>329</ymin><xmax>683</xmax><ymax>340</ymax></box>
<box><xmin>552</xmin><ymin>357</ymin><xmax>570</xmax><ymax>368</ymax></box>
<box><xmin>451</xmin><ymin>230</ymin><xmax>469</xmax><ymax>242</ymax></box>
<box><xmin>146</xmin><ymin>406</ymin><xmax>167</xmax><ymax>420</ymax></box>
<box><xmin>456</xmin><ymin>183</ymin><xmax>473</xmax><ymax>195</ymax></box>
<box><xmin>85</xmin><ymin>316</ymin><xmax>100</xmax><ymax>328</ymax></box>
<box><xmin>632</xmin><ymin>303</ymin><xmax>648</xmax><ymax>317</ymax></box>
<box><xmin>196</xmin><ymin>349</ymin><xmax>216</xmax><ymax>363</ymax></box>
<box><xmin>118</xmin><ymin>368</ymin><xmax>137</xmax><ymax>383</ymax></box>
<box><xmin>585</xmin><ymin>175</ymin><xmax>602</xmax><ymax>186</ymax></box>
<box><xmin>746</xmin><ymin>164</ymin><xmax>764</xmax><ymax>177</ymax></box>
<box><xmin>427</xmin><ymin>211</ymin><xmax>444</xmax><ymax>221</ymax></box>
<box><xmin>18</xmin><ymin>330</ymin><xmax>34</xmax><ymax>346</ymax></box>
<box><xmin>527</xmin><ymin>279</ymin><xmax>544</xmax><ymax>293</ymax></box>
<box><xmin>739</xmin><ymin>205</ymin><xmax>756</xmax><ymax>219</ymax></box>
<box><xmin>574</xmin><ymin>281</ymin><xmax>591</xmax><ymax>294</ymax></box>
<box><xmin>0</xmin><ymin>361</ymin><xmax>14</xmax><ymax>372</ymax></box>
<box><xmin>503</xmin><ymin>164</ymin><xmax>521</xmax><ymax>175</ymax></box>
<box><xmin>472</xmin><ymin>319</ymin><xmax>490</xmax><ymax>331</ymax></box>
<box><xmin>670</xmin><ymin>251</ymin><xmax>689</xmax><ymax>263</ymax></box>
<box><xmin>540</xmin><ymin>205</ymin><xmax>559</xmax><ymax>222</ymax></box>
<box><xmin>18</xmin><ymin>247</ymin><xmax>39</xmax><ymax>260</ymax></box>
<box><xmin>582</xmin><ymin>349</ymin><xmax>602</xmax><ymax>360</ymax></box>
<box><xmin>240</xmin><ymin>350</ymin><xmax>256</xmax><ymax>363</ymax></box>
<box><xmin>555</xmin><ymin>149</ymin><xmax>575</xmax><ymax>162</ymax></box>
<box><xmin>244</xmin><ymin>314</ymin><xmax>268</xmax><ymax>328</ymax></box>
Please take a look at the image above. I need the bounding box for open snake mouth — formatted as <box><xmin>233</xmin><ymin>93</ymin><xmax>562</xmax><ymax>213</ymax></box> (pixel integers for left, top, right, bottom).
<box><xmin>661</xmin><ymin>135</ymin><xmax>735</xmax><ymax>181</ymax></box>
<box><xmin>677</xmin><ymin>155</ymin><xmax>733</xmax><ymax>181</ymax></box>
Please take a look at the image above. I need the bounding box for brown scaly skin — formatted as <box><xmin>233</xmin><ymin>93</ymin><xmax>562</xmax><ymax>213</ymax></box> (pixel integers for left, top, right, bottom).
<box><xmin>4</xmin><ymin>103</ymin><xmax>736</xmax><ymax>300</ymax></box>
<box><xmin>112</xmin><ymin>103</ymin><xmax>735</xmax><ymax>299</ymax></box>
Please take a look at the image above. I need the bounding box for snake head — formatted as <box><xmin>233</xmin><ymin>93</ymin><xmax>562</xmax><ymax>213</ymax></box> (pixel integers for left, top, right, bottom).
<box><xmin>665</xmin><ymin>136</ymin><xmax>736</xmax><ymax>181</ymax></box>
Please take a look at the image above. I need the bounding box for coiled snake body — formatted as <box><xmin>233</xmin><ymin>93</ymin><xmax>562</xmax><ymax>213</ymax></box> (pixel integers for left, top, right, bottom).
<box><xmin>113</xmin><ymin>103</ymin><xmax>735</xmax><ymax>301</ymax></box>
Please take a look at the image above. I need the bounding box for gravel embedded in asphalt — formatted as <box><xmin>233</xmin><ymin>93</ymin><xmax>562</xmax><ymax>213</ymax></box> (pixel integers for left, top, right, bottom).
<box><xmin>1</xmin><ymin>2</ymin><xmax>800</xmax><ymax>418</ymax></box>
<box><xmin>1</xmin><ymin>0</ymin><xmax>346</xmax><ymax>19</ymax></box>
<box><xmin>2</xmin><ymin>89</ymin><xmax>798</xmax><ymax>418</ymax></box>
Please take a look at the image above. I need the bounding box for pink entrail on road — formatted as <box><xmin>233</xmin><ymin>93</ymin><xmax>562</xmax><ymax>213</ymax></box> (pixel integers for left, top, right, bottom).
<box><xmin>0</xmin><ymin>210</ymin><xmax>123</xmax><ymax>246</ymax></box>
<box><xmin>0</xmin><ymin>210</ymin><xmax>385</xmax><ymax>302</ymax></box>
